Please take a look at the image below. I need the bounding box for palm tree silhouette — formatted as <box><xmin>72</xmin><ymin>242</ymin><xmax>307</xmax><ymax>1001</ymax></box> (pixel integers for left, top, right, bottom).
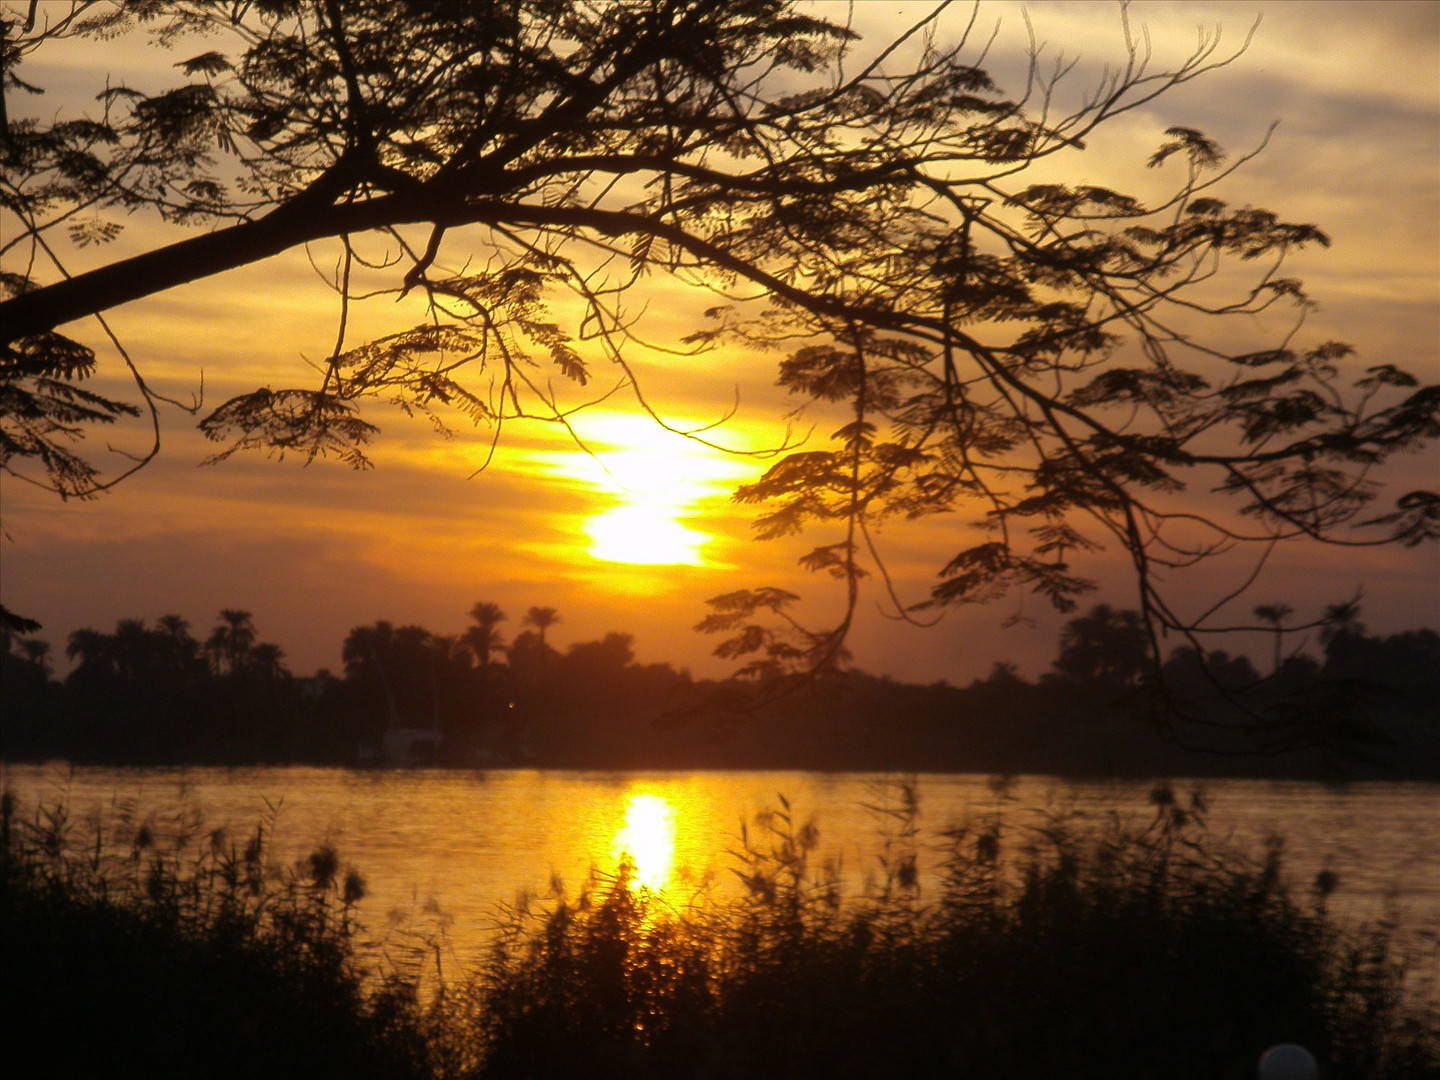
<box><xmin>249</xmin><ymin>642</ymin><xmax>288</xmax><ymax>683</ymax></box>
<box><xmin>463</xmin><ymin>602</ymin><xmax>507</xmax><ymax>670</ymax></box>
<box><xmin>1053</xmin><ymin>604</ymin><xmax>1147</xmax><ymax>688</ymax></box>
<box><xmin>112</xmin><ymin>618</ymin><xmax>152</xmax><ymax>681</ymax></box>
<box><xmin>66</xmin><ymin>627</ymin><xmax>113</xmax><ymax>675</ymax></box>
<box><xmin>154</xmin><ymin>614</ymin><xmax>198</xmax><ymax>674</ymax></box>
<box><xmin>20</xmin><ymin>638</ymin><xmax>51</xmax><ymax>676</ymax></box>
<box><xmin>156</xmin><ymin>614</ymin><xmax>190</xmax><ymax>640</ymax></box>
<box><xmin>1254</xmin><ymin>603</ymin><xmax>1294</xmax><ymax>675</ymax></box>
<box><xmin>343</xmin><ymin>621</ymin><xmax>401</xmax><ymax>727</ymax></box>
<box><xmin>208</xmin><ymin>609</ymin><xmax>257</xmax><ymax>675</ymax></box>
<box><xmin>524</xmin><ymin>606</ymin><xmax>560</xmax><ymax>650</ymax></box>
<box><xmin>1319</xmin><ymin>600</ymin><xmax>1365</xmax><ymax>648</ymax></box>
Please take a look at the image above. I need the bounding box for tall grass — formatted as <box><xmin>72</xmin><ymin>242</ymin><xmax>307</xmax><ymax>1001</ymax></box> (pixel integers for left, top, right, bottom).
<box><xmin>2</xmin><ymin>784</ymin><xmax>1436</xmax><ymax>1079</ymax></box>
<box><xmin>463</xmin><ymin>784</ymin><xmax>1438</xmax><ymax>1080</ymax></box>
<box><xmin>0</xmin><ymin>790</ymin><xmax>435</xmax><ymax>1080</ymax></box>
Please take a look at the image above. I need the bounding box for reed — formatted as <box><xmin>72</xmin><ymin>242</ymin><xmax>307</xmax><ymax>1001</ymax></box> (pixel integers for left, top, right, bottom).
<box><xmin>2</xmin><ymin>784</ymin><xmax>1435</xmax><ymax>1079</ymax></box>
<box><xmin>0</xmin><ymin>789</ymin><xmax>434</xmax><ymax>1080</ymax></box>
<box><xmin>464</xmin><ymin>783</ymin><xmax>1439</xmax><ymax>1080</ymax></box>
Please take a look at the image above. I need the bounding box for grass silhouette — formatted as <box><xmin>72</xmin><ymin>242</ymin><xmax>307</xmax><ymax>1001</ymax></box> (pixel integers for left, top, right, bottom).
<box><xmin>2</xmin><ymin>784</ymin><xmax>1435</xmax><ymax>1079</ymax></box>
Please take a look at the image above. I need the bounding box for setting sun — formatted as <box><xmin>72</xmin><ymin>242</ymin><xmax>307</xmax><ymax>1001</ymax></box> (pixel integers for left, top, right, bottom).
<box><xmin>613</xmin><ymin>793</ymin><xmax>678</xmax><ymax>892</ymax></box>
<box><xmin>531</xmin><ymin>413</ymin><xmax>766</xmax><ymax>569</ymax></box>
<box><xmin>586</xmin><ymin>504</ymin><xmax>709</xmax><ymax>566</ymax></box>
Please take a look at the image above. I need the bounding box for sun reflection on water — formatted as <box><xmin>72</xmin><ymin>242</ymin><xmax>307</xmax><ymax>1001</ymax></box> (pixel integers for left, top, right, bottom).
<box><xmin>612</xmin><ymin>793</ymin><xmax>677</xmax><ymax>892</ymax></box>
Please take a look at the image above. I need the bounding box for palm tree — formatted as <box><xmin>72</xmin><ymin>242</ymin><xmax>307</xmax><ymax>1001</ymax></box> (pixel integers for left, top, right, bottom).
<box><xmin>20</xmin><ymin>638</ymin><xmax>51</xmax><ymax>676</ymax></box>
<box><xmin>1319</xmin><ymin>600</ymin><xmax>1366</xmax><ymax>648</ymax></box>
<box><xmin>66</xmin><ymin>627</ymin><xmax>115</xmax><ymax>680</ymax></box>
<box><xmin>1254</xmin><ymin>603</ymin><xmax>1294</xmax><ymax>675</ymax></box>
<box><xmin>112</xmin><ymin>618</ymin><xmax>152</xmax><ymax>681</ymax></box>
<box><xmin>154</xmin><ymin>613</ymin><xmax>199</xmax><ymax>675</ymax></box>
<box><xmin>524</xmin><ymin>606</ymin><xmax>561</xmax><ymax>650</ymax></box>
<box><xmin>156</xmin><ymin>614</ymin><xmax>190</xmax><ymax>640</ymax></box>
<box><xmin>463</xmin><ymin>602</ymin><xmax>507</xmax><ymax>670</ymax></box>
<box><xmin>203</xmin><ymin>629</ymin><xmax>224</xmax><ymax>675</ymax></box>
<box><xmin>342</xmin><ymin>621</ymin><xmax>401</xmax><ymax>727</ymax></box>
<box><xmin>424</xmin><ymin>633</ymin><xmax>466</xmax><ymax>731</ymax></box>
<box><xmin>249</xmin><ymin>642</ymin><xmax>289</xmax><ymax>683</ymax></box>
<box><xmin>1053</xmin><ymin>604</ymin><xmax>1148</xmax><ymax>688</ymax></box>
<box><xmin>209</xmin><ymin>609</ymin><xmax>257</xmax><ymax>675</ymax></box>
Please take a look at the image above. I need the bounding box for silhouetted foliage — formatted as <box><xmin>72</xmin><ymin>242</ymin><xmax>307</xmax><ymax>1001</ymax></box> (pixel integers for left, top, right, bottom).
<box><xmin>4</xmin><ymin>596</ymin><xmax>1435</xmax><ymax>777</ymax></box>
<box><xmin>521</xmin><ymin>607</ymin><xmax>560</xmax><ymax>651</ymax></box>
<box><xmin>3</xmin><ymin>2</ymin><xmax>1435</xmax><ymax>749</ymax></box>
<box><xmin>468</xmin><ymin>787</ymin><xmax>1438</xmax><ymax>1079</ymax></box>
<box><xmin>0</xmin><ymin>794</ymin><xmax>434</xmax><ymax>1080</ymax></box>
<box><xmin>503</xmin><ymin>629</ymin><xmax>557</xmax><ymax>688</ymax></box>
<box><xmin>462</xmin><ymin>603</ymin><xmax>507</xmax><ymax>672</ymax></box>
<box><xmin>1049</xmin><ymin>603</ymin><xmax>1148</xmax><ymax>693</ymax></box>
<box><xmin>1</xmin><ymin>609</ymin><xmax>302</xmax><ymax>763</ymax></box>
<box><xmin>205</xmin><ymin>608</ymin><xmax>257</xmax><ymax>676</ymax></box>
<box><xmin>6</xmin><ymin>786</ymin><xmax>1434</xmax><ymax>1079</ymax></box>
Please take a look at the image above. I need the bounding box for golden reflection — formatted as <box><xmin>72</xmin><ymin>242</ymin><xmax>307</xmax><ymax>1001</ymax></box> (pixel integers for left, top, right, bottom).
<box><xmin>612</xmin><ymin>793</ymin><xmax>677</xmax><ymax>892</ymax></box>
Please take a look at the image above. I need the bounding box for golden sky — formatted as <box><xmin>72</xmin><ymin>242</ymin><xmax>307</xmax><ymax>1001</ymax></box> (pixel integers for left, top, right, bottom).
<box><xmin>2</xmin><ymin>1</ymin><xmax>1437</xmax><ymax>682</ymax></box>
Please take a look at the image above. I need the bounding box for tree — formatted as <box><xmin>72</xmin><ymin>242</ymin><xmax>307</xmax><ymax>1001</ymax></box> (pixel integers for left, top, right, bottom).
<box><xmin>1318</xmin><ymin>599</ymin><xmax>1366</xmax><ymax>650</ymax></box>
<box><xmin>523</xmin><ymin>607</ymin><xmax>561</xmax><ymax>651</ymax></box>
<box><xmin>248</xmin><ymin>642</ymin><xmax>289</xmax><ymax>684</ymax></box>
<box><xmin>1253</xmin><ymin>603</ymin><xmax>1294</xmax><ymax>676</ymax></box>
<box><xmin>206</xmin><ymin>609</ymin><xmax>257</xmax><ymax>676</ymax></box>
<box><xmin>19</xmin><ymin>636</ymin><xmax>50</xmax><ymax>676</ymax></box>
<box><xmin>154</xmin><ymin>613</ymin><xmax>201</xmax><ymax>676</ymax></box>
<box><xmin>65</xmin><ymin>626</ymin><xmax>115</xmax><ymax>680</ymax></box>
<box><xmin>463</xmin><ymin>602</ymin><xmax>508</xmax><ymax>671</ymax></box>
<box><xmin>342</xmin><ymin>619</ymin><xmax>462</xmax><ymax>730</ymax></box>
<box><xmin>1051</xmin><ymin>604</ymin><xmax>1148</xmax><ymax>692</ymax></box>
<box><xmin>111</xmin><ymin>617</ymin><xmax>154</xmax><ymax>682</ymax></box>
<box><xmin>0</xmin><ymin>604</ymin><xmax>42</xmax><ymax>640</ymax></box>
<box><xmin>3</xmin><ymin>2</ymin><xmax>1436</xmax><ymax>744</ymax></box>
<box><xmin>561</xmin><ymin>632</ymin><xmax>637</xmax><ymax>697</ymax></box>
<box><xmin>341</xmin><ymin>620</ymin><xmax>402</xmax><ymax>726</ymax></box>
<box><xmin>506</xmin><ymin>628</ymin><xmax>559</xmax><ymax>688</ymax></box>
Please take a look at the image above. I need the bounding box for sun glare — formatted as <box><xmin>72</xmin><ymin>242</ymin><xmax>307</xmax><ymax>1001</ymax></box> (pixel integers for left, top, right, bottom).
<box><xmin>530</xmin><ymin>413</ymin><xmax>766</xmax><ymax>569</ymax></box>
<box><xmin>586</xmin><ymin>504</ymin><xmax>709</xmax><ymax>565</ymax></box>
<box><xmin>612</xmin><ymin>793</ymin><xmax>677</xmax><ymax>892</ymax></box>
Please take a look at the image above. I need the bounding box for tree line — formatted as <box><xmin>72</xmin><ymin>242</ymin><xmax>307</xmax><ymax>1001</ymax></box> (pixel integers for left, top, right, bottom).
<box><xmin>0</xmin><ymin>601</ymin><xmax>670</xmax><ymax>765</ymax></box>
<box><xmin>2</xmin><ymin>598</ymin><xmax>1435</xmax><ymax>778</ymax></box>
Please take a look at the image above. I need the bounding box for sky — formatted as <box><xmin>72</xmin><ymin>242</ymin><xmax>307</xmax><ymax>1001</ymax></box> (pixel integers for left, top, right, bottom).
<box><xmin>2</xmin><ymin>0</ymin><xmax>1437</xmax><ymax>684</ymax></box>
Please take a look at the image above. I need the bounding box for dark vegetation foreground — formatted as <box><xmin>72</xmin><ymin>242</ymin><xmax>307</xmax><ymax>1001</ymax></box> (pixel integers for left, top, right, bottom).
<box><xmin>2</xmin><ymin>786</ymin><xmax>1436</xmax><ymax>1080</ymax></box>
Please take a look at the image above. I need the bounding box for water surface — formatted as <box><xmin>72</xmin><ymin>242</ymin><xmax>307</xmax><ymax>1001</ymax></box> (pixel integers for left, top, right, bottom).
<box><xmin>5</xmin><ymin>764</ymin><xmax>1437</xmax><ymax>968</ymax></box>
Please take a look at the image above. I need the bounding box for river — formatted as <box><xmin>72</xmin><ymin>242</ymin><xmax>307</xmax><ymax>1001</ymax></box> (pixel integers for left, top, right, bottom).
<box><xmin>4</xmin><ymin>763</ymin><xmax>1438</xmax><ymax>974</ymax></box>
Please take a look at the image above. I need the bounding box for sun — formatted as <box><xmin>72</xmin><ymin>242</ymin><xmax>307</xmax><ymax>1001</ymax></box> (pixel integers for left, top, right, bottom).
<box><xmin>536</xmin><ymin>413</ymin><xmax>761</xmax><ymax>568</ymax></box>
<box><xmin>586</xmin><ymin>504</ymin><xmax>709</xmax><ymax>566</ymax></box>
